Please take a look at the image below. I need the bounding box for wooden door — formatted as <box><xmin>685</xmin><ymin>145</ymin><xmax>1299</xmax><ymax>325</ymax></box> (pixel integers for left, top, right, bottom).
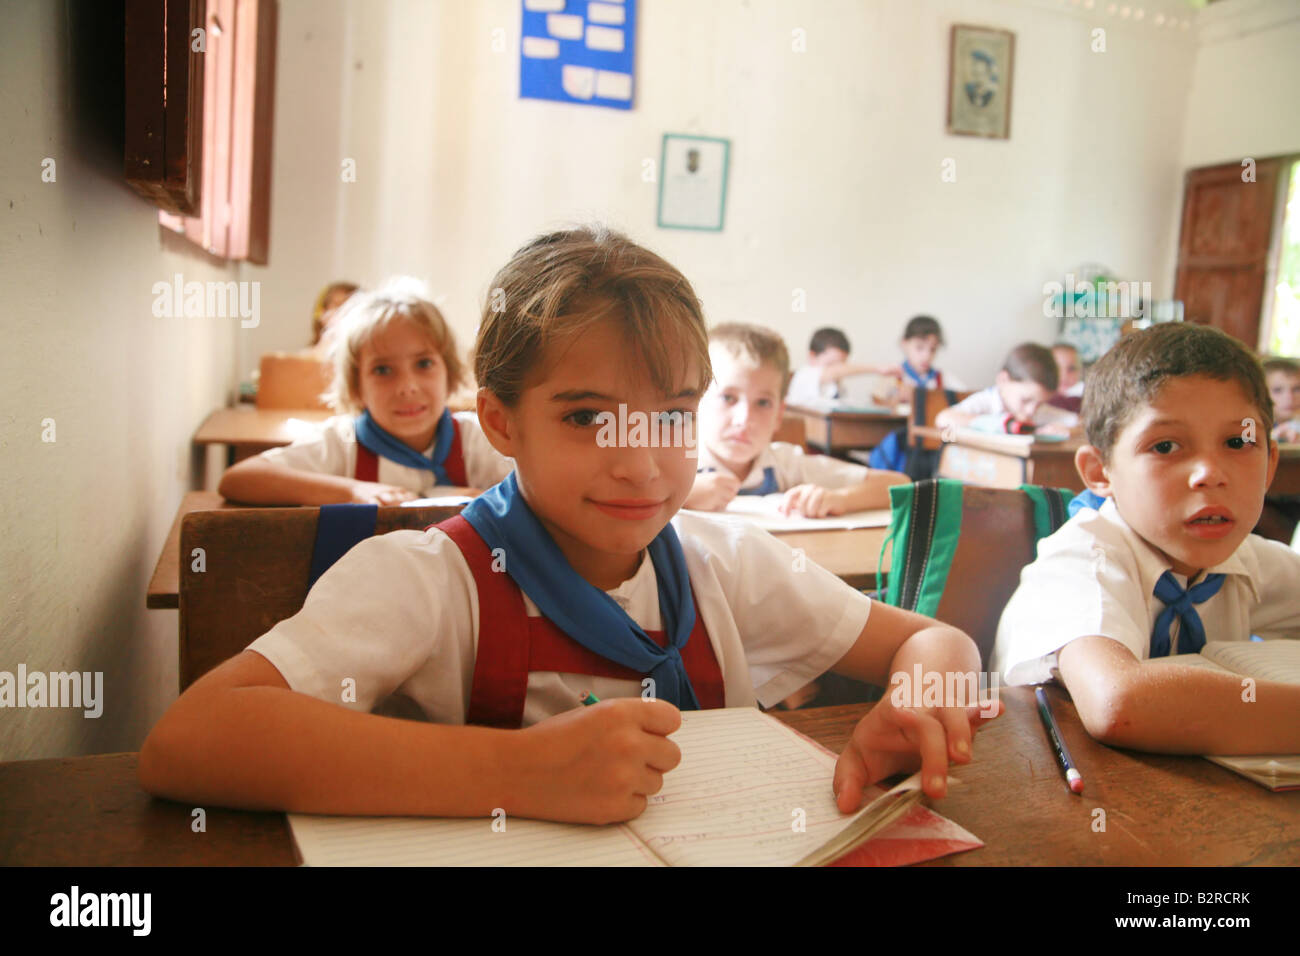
<box><xmin>1173</xmin><ymin>159</ymin><xmax>1283</xmax><ymax>347</ymax></box>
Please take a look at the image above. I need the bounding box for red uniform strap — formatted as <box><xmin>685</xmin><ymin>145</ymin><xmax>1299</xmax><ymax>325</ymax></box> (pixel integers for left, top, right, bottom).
<box><xmin>355</xmin><ymin>445</ymin><xmax>379</xmax><ymax>481</ymax></box>
<box><xmin>443</xmin><ymin>417</ymin><xmax>468</xmax><ymax>486</ymax></box>
<box><xmin>354</xmin><ymin>417</ymin><xmax>467</xmax><ymax>485</ymax></box>
<box><xmin>435</xmin><ymin>514</ymin><xmax>725</xmax><ymax>728</ymax></box>
<box><xmin>933</xmin><ymin>370</ymin><xmax>943</xmax><ymax>392</ymax></box>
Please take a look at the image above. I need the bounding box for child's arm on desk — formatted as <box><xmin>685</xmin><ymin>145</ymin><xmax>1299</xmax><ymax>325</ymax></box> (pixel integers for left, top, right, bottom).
<box><xmin>219</xmin><ymin>456</ymin><xmax>418</xmax><ymax>506</ymax></box>
<box><xmin>827</xmin><ymin>603</ymin><xmax>1002</xmax><ymax>810</ymax></box>
<box><xmin>138</xmin><ymin>650</ymin><xmax>683</xmax><ymax>825</ymax></box>
<box><xmin>779</xmin><ymin>469</ymin><xmax>908</xmax><ymax>517</ymax></box>
<box><xmin>934</xmin><ymin>407</ymin><xmax>976</xmax><ymax>429</ymax></box>
<box><xmin>1057</xmin><ymin>636</ymin><xmax>1300</xmax><ymax>754</ymax></box>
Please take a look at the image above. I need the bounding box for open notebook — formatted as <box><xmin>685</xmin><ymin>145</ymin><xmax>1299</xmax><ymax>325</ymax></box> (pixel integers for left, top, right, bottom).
<box><xmin>288</xmin><ymin>707</ymin><xmax>980</xmax><ymax>866</ymax></box>
<box><xmin>1150</xmin><ymin>640</ymin><xmax>1300</xmax><ymax>791</ymax></box>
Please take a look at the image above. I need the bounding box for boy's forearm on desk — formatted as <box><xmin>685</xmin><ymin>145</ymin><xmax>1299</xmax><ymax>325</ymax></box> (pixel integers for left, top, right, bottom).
<box><xmin>219</xmin><ymin>460</ymin><xmax>354</xmax><ymax>505</ymax></box>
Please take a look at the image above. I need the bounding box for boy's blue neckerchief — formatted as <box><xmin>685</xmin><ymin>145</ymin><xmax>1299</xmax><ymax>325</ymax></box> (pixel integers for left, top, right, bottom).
<box><xmin>355</xmin><ymin>408</ymin><xmax>455</xmax><ymax>484</ymax></box>
<box><xmin>698</xmin><ymin>465</ymin><xmax>778</xmax><ymax>496</ymax></box>
<box><xmin>1067</xmin><ymin>489</ymin><xmax>1106</xmax><ymax>517</ymax></box>
<box><xmin>1150</xmin><ymin>571</ymin><xmax>1225</xmax><ymax>657</ymax></box>
<box><xmin>901</xmin><ymin>360</ymin><xmax>937</xmax><ymax>389</ymax></box>
<box><xmin>460</xmin><ymin>472</ymin><xmax>702</xmax><ymax>710</ymax></box>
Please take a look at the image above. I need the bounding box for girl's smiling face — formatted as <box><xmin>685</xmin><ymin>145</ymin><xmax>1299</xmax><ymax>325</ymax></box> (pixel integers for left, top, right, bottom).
<box><xmin>357</xmin><ymin>318</ymin><xmax>449</xmax><ymax>451</ymax></box>
<box><xmin>477</xmin><ymin>316</ymin><xmax>703</xmax><ymax>590</ymax></box>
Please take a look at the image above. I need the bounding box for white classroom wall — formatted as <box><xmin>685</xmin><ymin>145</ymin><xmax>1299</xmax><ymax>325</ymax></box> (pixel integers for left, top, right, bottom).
<box><xmin>2</xmin><ymin>0</ymin><xmax>1298</xmax><ymax>760</ymax></box>
<box><xmin>0</xmin><ymin>2</ymin><xmax>240</xmax><ymax>759</ymax></box>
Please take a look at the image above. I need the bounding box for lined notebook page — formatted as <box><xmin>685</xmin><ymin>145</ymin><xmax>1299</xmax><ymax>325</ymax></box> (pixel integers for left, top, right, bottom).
<box><xmin>627</xmin><ymin>707</ymin><xmax>877</xmax><ymax>867</ymax></box>
<box><xmin>1203</xmin><ymin>640</ymin><xmax>1300</xmax><ymax>685</ymax></box>
<box><xmin>700</xmin><ymin>496</ymin><xmax>891</xmax><ymax>532</ymax></box>
<box><xmin>288</xmin><ymin>814</ymin><xmax>662</xmax><ymax>867</ymax></box>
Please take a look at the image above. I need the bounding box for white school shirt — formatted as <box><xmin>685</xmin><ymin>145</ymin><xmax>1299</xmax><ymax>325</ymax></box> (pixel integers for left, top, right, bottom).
<box><xmin>787</xmin><ymin>365</ymin><xmax>835</xmax><ymax>404</ymax></box>
<box><xmin>257</xmin><ymin>412</ymin><xmax>514</xmax><ymax>493</ymax></box>
<box><xmin>949</xmin><ymin>385</ymin><xmax>1078</xmax><ymax>429</ymax></box>
<box><xmin>697</xmin><ymin>441</ymin><xmax>871</xmax><ymax>493</ymax></box>
<box><xmin>991</xmin><ymin>498</ymin><xmax>1300</xmax><ymax>685</ymax></box>
<box><xmin>248</xmin><ymin>510</ymin><xmax>871</xmax><ymax>723</ymax></box>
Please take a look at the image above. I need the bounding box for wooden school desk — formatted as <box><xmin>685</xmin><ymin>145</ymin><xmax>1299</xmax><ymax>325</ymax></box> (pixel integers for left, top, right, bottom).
<box><xmin>917</xmin><ymin>426</ymin><xmax>1087</xmax><ymax>492</ymax></box>
<box><xmin>146</xmin><ymin>497</ymin><xmax>889</xmax><ymax>610</ymax></box>
<box><xmin>2</xmin><ymin>686</ymin><xmax>1294</xmax><ymax>866</ymax></box>
<box><xmin>785</xmin><ymin>403</ymin><xmax>907</xmax><ymax>458</ymax></box>
<box><xmin>193</xmin><ymin>407</ymin><xmax>333</xmax><ymax>466</ymax></box>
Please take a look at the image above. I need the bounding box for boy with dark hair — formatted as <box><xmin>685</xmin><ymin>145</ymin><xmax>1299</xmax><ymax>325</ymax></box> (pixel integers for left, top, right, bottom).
<box><xmin>936</xmin><ymin>343</ymin><xmax>1076</xmax><ymax>435</ymax></box>
<box><xmin>993</xmin><ymin>323</ymin><xmax>1300</xmax><ymax>754</ymax></box>
<box><xmin>785</xmin><ymin>326</ymin><xmax>901</xmax><ymax>404</ymax></box>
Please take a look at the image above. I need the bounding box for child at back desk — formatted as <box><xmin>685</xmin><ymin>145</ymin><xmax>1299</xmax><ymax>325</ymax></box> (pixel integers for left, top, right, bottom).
<box><xmin>687</xmin><ymin>322</ymin><xmax>907</xmax><ymax>516</ymax></box>
<box><xmin>993</xmin><ymin>323</ymin><xmax>1300</xmax><ymax>754</ymax></box>
<box><xmin>218</xmin><ymin>281</ymin><xmax>513</xmax><ymax>505</ymax></box>
<box><xmin>936</xmin><ymin>342</ymin><xmax>1076</xmax><ymax>436</ymax></box>
<box><xmin>785</xmin><ymin>327</ymin><xmax>901</xmax><ymax>405</ymax></box>
<box><xmin>140</xmin><ymin>227</ymin><xmax>1000</xmax><ymax>823</ymax></box>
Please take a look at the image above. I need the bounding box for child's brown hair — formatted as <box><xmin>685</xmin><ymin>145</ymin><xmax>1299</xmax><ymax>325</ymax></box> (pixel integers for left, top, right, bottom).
<box><xmin>1083</xmin><ymin>323</ymin><xmax>1273</xmax><ymax>460</ymax></box>
<box><xmin>1002</xmin><ymin>343</ymin><xmax>1060</xmax><ymax>392</ymax></box>
<box><xmin>474</xmin><ymin>226</ymin><xmax>712</xmax><ymax>405</ymax></box>
<box><xmin>327</xmin><ymin>279</ymin><xmax>464</xmax><ymax>413</ymax></box>
<box><xmin>312</xmin><ymin>281</ymin><xmax>359</xmax><ymax>345</ymax></box>
<box><xmin>710</xmin><ymin>322</ymin><xmax>792</xmax><ymax>394</ymax></box>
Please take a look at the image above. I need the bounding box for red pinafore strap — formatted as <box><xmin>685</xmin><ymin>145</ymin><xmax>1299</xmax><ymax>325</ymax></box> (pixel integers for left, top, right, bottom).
<box><xmin>435</xmin><ymin>514</ymin><xmax>725</xmax><ymax>728</ymax></box>
<box><xmin>355</xmin><ymin>417</ymin><xmax>468</xmax><ymax>485</ymax></box>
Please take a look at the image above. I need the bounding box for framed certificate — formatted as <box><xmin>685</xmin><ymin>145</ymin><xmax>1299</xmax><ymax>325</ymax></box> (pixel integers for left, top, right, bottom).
<box><xmin>657</xmin><ymin>134</ymin><xmax>730</xmax><ymax>232</ymax></box>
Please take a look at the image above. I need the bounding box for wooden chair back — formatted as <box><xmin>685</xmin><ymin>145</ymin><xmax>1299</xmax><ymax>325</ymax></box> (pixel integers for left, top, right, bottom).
<box><xmin>178</xmin><ymin>504</ymin><xmax>462</xmax><ymax>690</ymax></box>
<box><xmin>256</xmin><ymin>353</ymin><xmax>333</xmax><ymax>410</ymax></box>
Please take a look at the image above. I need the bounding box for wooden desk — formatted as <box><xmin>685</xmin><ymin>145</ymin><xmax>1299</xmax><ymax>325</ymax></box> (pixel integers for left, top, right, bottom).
<box><xmin>4</xmin><ymin>687</ymin><xmax>1293</xmax><ymax>865</ymax></box>
<box><xmin>785</xmin><ymin>403</ymin><xmax>906</xmax><ymax>457</ymax></box>
<box><xmin>194</xmin><ymin>407</ymin><xmax>333</xmax><ymax>464</ymax></box>
<box><xmin>917</xmin><ymin>425</ymin><xmax>1086</xmax><ymax>491</ymax></box>
<box><xmin>771</xmin><ymin>526</ymin><xmax>887</xmax><ymax>591</ymax></box>
<box><xmin>147</xmin><ymin>492</ymin><xmax>246</xmax><ymax>609</ymax></box>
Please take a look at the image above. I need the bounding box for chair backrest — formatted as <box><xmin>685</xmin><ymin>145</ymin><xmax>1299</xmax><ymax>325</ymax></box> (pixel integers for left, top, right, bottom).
<box><xmin>256</xmin><ymin>353</ymin><xmax>333</xmax><ymax>410</ymax></box>
<box><xmin>880</xmin><ymin>479</ymin><xmax>1072</xmax><ymax>666</ymax></box>
<box><xmin>907</xmin><ymin>387</ymin><xmax>974</xmax><ymax>451</ymax></box>
<box><xmin>178</xmin><ymin>504</ymin><xmax>462</xmax><ymax>690</ymax></box>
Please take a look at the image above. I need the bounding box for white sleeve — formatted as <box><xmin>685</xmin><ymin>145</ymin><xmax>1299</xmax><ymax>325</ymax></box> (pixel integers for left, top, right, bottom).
<box><xmin>768</xmin><ymin>442</ymin><xmax>870</xmax><ymax>491</ymax></box>
<box><xmin>454</xmin><ymin>412</ymin><xmax>515</xmax><ymax>488</ymax></box>
<box><xmin>949</xmin><ymin>388</ymin><xmax>998</xmax><ymax>417</ymax></box>
<box><xmin>786</xmin><ymin>366</ymin><xmax>825</xmax><ymax>405</ymax></box>
<box><xmin>247</xmin><ymin>529</ymin><xmax>477</xmax><ymax>720</ymax></box>
<box><xmin>1246</xmin><ymin>536</ymin><xmax>1300</xmax><ymax>637</ymax></box>
<box><xmin>677</xmin><ymin>513</ymin><xmax>870</xmax><ymax>706</ymax></box>
<box><xmin>258</xmin><ymin>416</ymin><xmax>352</xmax><ymax>476</ymax></box>
<box><xmin>992</xmin><ymin>515</ymin><xmax>1151</xmax><ymax>684</ymax></box>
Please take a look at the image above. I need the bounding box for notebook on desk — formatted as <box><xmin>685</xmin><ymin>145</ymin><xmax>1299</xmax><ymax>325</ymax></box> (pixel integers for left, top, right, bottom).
<box><xmin>1151</xmin><ymin>640</ymin><xmax>1300</xmax><ymax>791</ymax></box>
<box><xmin>288</xmin><ymin>707</ymin><xmax>981</xmax><ymax>866</ymax></box>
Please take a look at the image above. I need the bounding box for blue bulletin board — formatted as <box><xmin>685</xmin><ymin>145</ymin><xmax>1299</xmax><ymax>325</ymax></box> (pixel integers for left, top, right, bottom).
<box><xmin>520</xmin><ymin>0</ymin><xmax>636</xmax><ymax>110</ymax></box>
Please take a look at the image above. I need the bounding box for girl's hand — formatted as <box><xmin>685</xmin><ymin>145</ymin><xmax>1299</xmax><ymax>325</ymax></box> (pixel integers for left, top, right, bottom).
<box><xmin>513</xmin><ymin>698</ymin><xmax>683</xmax><ymax>824</ymax></box>
<box><xmin>832</xmin><ymin>696</ymin><xmax>1003</xmax><ymax>813</ymax></box>
<box><xmin>349</xmin><ymin>481</ymin><xmax>418</xmax><ymax>505</ymax></box>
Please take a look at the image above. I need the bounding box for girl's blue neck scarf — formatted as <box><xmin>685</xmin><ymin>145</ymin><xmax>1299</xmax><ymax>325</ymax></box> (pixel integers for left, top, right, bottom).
<box><xmin>355</xmin><ymin>408</ymin><xmax>456</xmax><ymax>485</ymax></box>
<box><xmin>697</xmin><ymin>465</ymin><xmax>778</xmax><ymax>496</ymax></box>
<box><xmin>902</xmin><ymin>361</ymin><xmax>936</xmax><ymax>389</ymax></box>
<box><xmin>460</xmin><ymin>473</ymin><xmax>703</xmax><ymax>710</ymax></box>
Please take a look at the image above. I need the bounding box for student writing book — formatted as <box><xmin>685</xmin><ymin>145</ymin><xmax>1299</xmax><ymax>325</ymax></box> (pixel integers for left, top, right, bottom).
<box><xmin>288</xmin><ymin>707</ymin><xmax>981</xmax><ymax>866</ymax></box>
<box><xmin>1150</xmin><ymin>640</ymin><xmax>1300</xmax><ymax>791</ymax></box>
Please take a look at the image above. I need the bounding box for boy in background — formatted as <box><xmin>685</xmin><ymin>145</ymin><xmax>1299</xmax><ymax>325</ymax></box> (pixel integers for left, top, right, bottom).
<box><xmin>936</xmin><ymin>343</ymin><xmax>1076</xmax><ymax>436</ymax></box>
<box><xmin>993</xmin><ymin>323</ymin><xmax>1300</xmax><ymax>754</ymax></box>
<box><xmin>688</xmin><ymin>323</ymin><xmax>907</xmax><ymax>516</ymax></box>
<box><xmin>785</xmin><ymin>327</ymin><xmax>901</xmax><ymax>405</ymax></box>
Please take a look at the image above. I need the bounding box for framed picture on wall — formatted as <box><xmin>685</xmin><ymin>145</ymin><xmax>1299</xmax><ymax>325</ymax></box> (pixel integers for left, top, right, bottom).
<box><xmin>947</xmin><ymin>24</ymin><xmax>1014</xmax><ymax>140</ymax></box>
<box><xmin>657</xmin><ymin>134</ymin><xmax>730</xmax><ymax>231</ymax></box>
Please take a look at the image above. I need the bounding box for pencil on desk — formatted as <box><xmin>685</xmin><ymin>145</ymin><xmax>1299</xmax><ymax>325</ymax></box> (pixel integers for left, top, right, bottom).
<box><xmin>1035</xmin><ymin>686</ymin><xmax>1084</xmax><ymax>794</ymax></box>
